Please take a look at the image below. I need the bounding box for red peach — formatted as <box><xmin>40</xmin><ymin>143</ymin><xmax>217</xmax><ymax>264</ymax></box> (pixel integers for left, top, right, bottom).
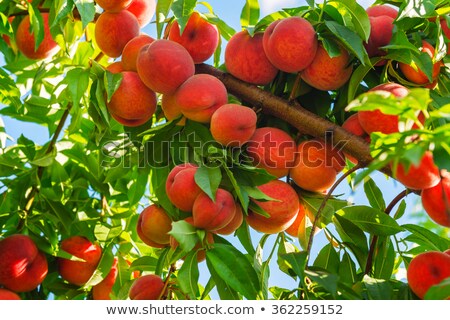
<box><xmin>246</xmin><ymin>127</ymin><xmax>296</xmax><ymax>178</ymax></box>
<box><xmin>342</xmin><ymin>113</ymin><xmax>370</xmax><ymax>164</ymax></box>
<box><xmin>129</xmin><ymin>274</ymin><xmax>165</xmax><ymax>300</ymax></box>
<box><xmin>176</xmin><ymin>74</ymin><xmax>228</xmax><ymax>123</ymax></box>
<box><xmin>138</xmin><ymin>205</ymin><xmax>172</xmax><ymax>246</ymax></box>
<box><xmin>161</xmin><ymin>93</ymin><xmax>186</xmax><ymax>125</ymax></box>
<box><xmin>168</xmin><ymin>12</ymin><xmax>219</xmax><ymax>64</ymax></box>
<box><xmin>192</xmin><ymin>189</ymin><xmax>236</xmax><ymax>231</ymax></box>
<box><xmin>137</xmin><ymin>39</ymin><xmax>195</xmax><ymax>94</ymax></box>
<box><xmin>393</xmin><ymin>151</ymin><xmax>440</xmax><ymax>190</ymax></box>
<box><xmin>210</xmin><ymin>104</ymin><xmax>257</xmax><ymax>147</ymax></box>
<box><xmin>95</xmin><ymin>11</ymin><xmax>140</xmax><ymax>58</ymax></box>
<box><xmin>364</xmin><ymin>16</ymin><xmax>394</xmax><ymax>58</ymax></box>
<box><xmin>421</xmin><ymin>172</ymin><xmax>450</xmax><ymax>227</ymax></box>
<box><xmin>127</xmin><ymin>0</ymin><xmax>156</xmax><ymax>27</ymax></box>
<box><xmin>96</xmin><ymin>0</ymin><xmax>133</xmax><ymax>12</ymax></box>
<box><xmin>92</xmin><ymin>257</ymin><xmax>118</xmax><ymax>300</ymax></box>
<box><xmin>366</xmin><ymin>5</ymin><xmax>398</xmax><ymax>19</ymax></box>
<box><xmin>263</xmin><ymin>17</ymin><xmax>318</xmax><ymax>73</ymax></box>
<box><xmin>165</xmin><ymin>163</ymin><xmax>202</xmax><ymax>212</ymax></box>
<box><xmin>215</xmin><ymin>205</ymin><xmax>244</xmax><ymax>235</ymax></box>
<box><xmin>0</xmin><ymin>288</ymin><xmax>21</xmax><ymax>300</ymax></box>
<box><xmin>122</xmin><ymin>35</ymin><xmax>155</xmax><ymax>72</ymax></box>
<box><xmin>107</xmin><ymin>61</ymin><xmax>125</xmax><ymax>73</ymax></box>
<box><xmin>225</xmin><ymin>30</ymin><xmax>278</xmax><ymax>85</ymax></box>
<box><xmin>246</xmin><ymin>180</ymin><xmax>299</xmax><ymax>234</ymax></box>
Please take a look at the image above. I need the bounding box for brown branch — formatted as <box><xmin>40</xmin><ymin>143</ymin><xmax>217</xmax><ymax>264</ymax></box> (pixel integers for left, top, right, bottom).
<box><xmin>364</xmin><ymin>189</ymin><xmax>409</xmax><ymax>275</ymax></box>
<box><xmin>158</xmin><ymin>264</ymin><xmax>176</xmax><ymax>300</ymax></box>
<box><xmin>18</xmin><ymin>105</ymin><xmax>72</xmax><ymax>230</ymax></box>
<box><xmin>195</xmin><ymin>64</ymin><xmax>374</xmax><ymax>167</ymax></box>
<box><xmin>305</xmin><ymin>163</ymin><xmax>363</xmax><ymax>264</ymax></box>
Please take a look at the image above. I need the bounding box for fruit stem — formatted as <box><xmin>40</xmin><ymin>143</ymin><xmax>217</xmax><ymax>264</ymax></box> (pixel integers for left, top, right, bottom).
<box><xmin>158</xmin><ymin>264</ymin><xmax>176</xmax><ymax>300</ymax></box>
<box><xmin>289</xmin><ymin>72</ymin><xmax>302</xmax><ymax>101</ymax></box>
<box><xmin>305</xmin><ymin>163</ymin><xmax>362</xmax><ymax>264</ymax></box>
<box><xmin>364</xmin><ymin>189</ymin><xmax>409</xmax><ymax>275</ymax></box>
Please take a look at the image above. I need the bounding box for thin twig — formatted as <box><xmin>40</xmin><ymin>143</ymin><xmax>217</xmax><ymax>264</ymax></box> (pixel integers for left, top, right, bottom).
<box><xmin>158</xmin><ymin>264</ymin><xmax>176</xmax><ymax>300</ymax></box>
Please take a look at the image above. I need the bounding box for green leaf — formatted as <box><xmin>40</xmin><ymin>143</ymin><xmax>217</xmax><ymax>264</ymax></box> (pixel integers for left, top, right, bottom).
<box><xmin>206</xmin><ymin>258</ymin><xmax>241</xmax><ymax>299</ymax></box>
<box><xmin>104</xmin><ymin>71</ymin><xmax>123</xmax><ymax>103</ymax></box>
<box><xmin>62</xmin><ymin>68</ymin><xmax>90</xmax><ymax>109</ymax></box>
<box><xmin>363</xmin><ymin>178</ymin><xmax>386</xmax><ymax>211</ymax></box>
<box><xmin>84</xmin><ymin>244</ymin><xmax>115</xmax><ymax>287</ymax></box>
<box><xmin>74</xmin><ymin>0</ymin><xmax>96</xmax><ymax>30</ymax></box>
<box><xmin>203</xmin><ymin>13</ymin><xmax>236</xmax><ymax>41</ymax></box>
<box><xmin>172</xmin><ymin>0</ymin><xmax>197</xmax><ymax>32</ymax></box>
<box><xmin>393</xmin><ymin>200</ymin><xmax>407</xmax><ymax>220</ymax></box>
<box><xmin>156</xmin><ymin>0</ymin><xmax>174</xmax><ymax>38</ymax></box>
<box><xmin>28</xmin><ymin>5</ymin><xmax>44</xmax><ymax>51</ymax></box>
<box><xmin>130</xmin><ymin>256</ymin><xmax>158</xmax><ymax>272</ymax></box>
<box><xmin>168</xmin><ymin>220</ymin><xmax>199</xmax><ymax>252</ymax></box>
<box><xmin>240</xmin><ymin>0</ymin><xmax>260</xmax><ymax>28</ymax></box>
<box><xmin>313</xmin><ymin>243</ymin><xmax>340</xmax><ymax>274</ymax></box>
<box><xmin>362</xmin><ymin>275</ymin><xmax>393</xmax><ymax>299</ymax></box>
<box><xmin>325</xmin><ymin>20</ymin><xmax>370</xmax><ymax>66</ymax></box>
<box><xmin>336</xmin><ymin>205</ymin><xmax>403</xmax><ymax>236</ymax></box>
<box><xmin>178</xmin><ymin>251</ymin><xmax>200</xmax><ymax>299</ymax></box>
<box><xmin>206</xmin><ymin>243</ymin><xmax>260</xmax><ymax>299</ymax></box>
<box><xmin>279</xmin><ymin>251</ymin><xmax>308</xmax><ymax>279</ymax></box>
<box><xmin>402</xmin><ymin>224</ymin><xmax>450</xmax><ymax>251</ymax></box>
<box><xmin>424</xmin><ymin>277</ymin><xmax>450</xmax><ymax>300</ymax></box>
<box><xmin>328</xmin><ymin>0</ymin><xmax>371</xmax><ymax>41</ymax></box>
<box><xmin>373</xmin><ymin>238</ymin><xmax>396</xmax><ymax>280</ymax></box>
<box><xmin>194</xmin><ymin>165</ymin><xmax>222</xmax><ymax>201</ymax></box>
<box><xmin>339</xmin><ymin>252</ymin><xmax>357</xmax><ymax>284</ymax></box>
<box><xmin>305</xmin><ymin>270</ymin><xmax>338</xmax><ymax>297</ymax></box>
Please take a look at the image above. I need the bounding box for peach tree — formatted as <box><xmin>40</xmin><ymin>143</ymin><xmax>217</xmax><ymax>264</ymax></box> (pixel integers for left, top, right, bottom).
<box><xmin>0</xmin><ymin>0</ymin><xmax>449</xmax><ymax>300</ymax></box>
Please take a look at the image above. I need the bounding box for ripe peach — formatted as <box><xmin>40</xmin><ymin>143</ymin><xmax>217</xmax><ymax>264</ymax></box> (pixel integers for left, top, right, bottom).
<box><xmin>161</xmin><ymin>93</ymin><xmax>185</xmax><ymax>124</ymax></box>
<box><xmin>122</xmin><ymin>35</ymin><xmax>154</xmax><ymax>71</ymax></box>
<box><xmin>407</xmin><ymin>251</ymin><xmax>450</xmax><ymax>299</ymax></box>
<box><xmin>107</xmin><ymin>61</ymin><xmax>125</xmax><ymax>73</ymax></box>
<box><xmin>165</xmin><ymin>163</ymin><xmax>202</xmax><ymax>212</ymax></box>
<box><xmin>58</xmin><ymin>236</ymin><xmax>102</xmax><ymax>286</ymax></box>
<box><xmin>364</xmin><ymin>16</ymin><xmax>394</xmax><ymax>58</ymax></box>
<box><xmin>399</xmin><ymin>40</ymin><xmax>442</xmax><ymax>85</ymax></box>
<box><xmin>138</xmin><ymin>205</ymin><xmax>172</xmax><ymax>246</ymax></box>
<box><xmin>95</xmin><ymin>10</ymin><xmax>140</xmax><ymax>58</ymax></box>
<box><xmin>366</xmin><ymin>5</ymin><xmax>398</xmax><ymax>19</ymax></box>
<box><xmin>358</xmin><ymin>83</ymin><xmax>409</xmax><ymax>135</ymax></box>
<box><xmin>0</xmin><ymin>234</ymin><xmax>48</xmax><ymax>292</ymax></box>
<box><xmin>192</xmin><ymin>189</ymin><xmax>236</xmax><ymax>231</ymax></box>
<box><xmin>168</xmin><ymin>12</ymin><xmax>219</xmax><ymax>64</ymax></box>
<box><xmin>96</xmin><ymin>0</ymin><xmax>133</xmax><ymax>12</ymax></box>
<box><xmin>393</xmin><ymin>151</ymin><xmax>440</xmax><ymax>190</ymax></box>
<box><xmin>246</xmin><ymin>180</ymin><xmax>299</xmax><ymax>234</ymax></box>
<box><xmin>16</xmin><ymin>13</ymin><xmax>59</xmax><ymax>60</ymax></box>
<box><xmin>225</xmin><ymin>30</ymin><xmax>278</xmax><ymax>85</ymax></box>
<box><xmin>137</xmin><ymin>39</ymin><xmax>195</xmax><ymax>94</ymax></box>
<box><xmin>301</xmin><ymin>44</ymin><xmax>353</xmax><ymax>91</ymax></box>
<box><xmin>285</xmin><ymin>201</ymin><xmax>310</xmax><ymax>237</ymax></box>
<box><xmin>263</xmin><ymin>17</ymin><xmax>318</xmax><ymax>73</ymax></box>
<box><xmin>440</xmin><ymin>19</ymin><xmax>450</xmax><ymax>54</ymax></box>
<box><xmin>127</xmin><ymin>0</ymin><xmax>156</xmax><ymax>27</ymax></box>
<box><xmin>246</xmin><ymin>127</ymin><xmax>296</xmax><ymax>178</ymax></box>
<box><xmin>107</xmin><ymin>71</ymin><xmax>157</xmax><ymax>127</ymax></box>
<box><xmin>289</xmin><ymin>139</ymin><xmax>345</xmax><ymax>192</ymax></box>
<box><xmin>92</xmin><ymin>257</ymin><xmax>118</xmax><ymax>300</ymax></box>
<box><xmin>129</xmin><ymin>274</ymin><xmax>165</xmax><ymax>300</ymax></box>
<box><xmin>0</xmin><ymin>288</ymin><xmax>21</xmax><ymax>300</ymax></box>
<box><xmin>175</xmin><ymin>74</ymin><xmax>228</xmax><ymax>123</ymax></box>
<box><xmin>215</xmin><ymin>205</ymin><xmax>244</xmax><ymax>235</ymax></box>
<box><xmin>421</xmin><ymin>172</ymin><xmax>450</xmax><ymax>227</ymax></box>
<box><xmin>2</xmin><ymin>17</ymin><xmax>14</xmax><ymax>47</ymax></box>
<box><xmin>210</xmin><ymin>104</ymin><xmax>257</xmax><ymax>147</ymax></box>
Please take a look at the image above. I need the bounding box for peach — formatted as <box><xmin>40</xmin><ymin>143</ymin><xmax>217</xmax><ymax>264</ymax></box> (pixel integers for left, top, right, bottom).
<box><xmin>137</xmin><ymin>39</ymin><xmax>195</xmax><ymax>94</ymax></box>
<box><xmin>285</xmin><ymin>201</ymin><xmax>310</xmax><ymax>237</ymax></box>
<box><xmin>165</xmin><ymin>163</ymin><xmax>202</xmax><ymax>212</ymax></box>
<box><xmin>161</xmin><ymin>93</ymin><xmax>185</xmax><ymax>125</ymax></box>
<box><xmin>96</xmin><ymin>0</ymin><xmax>133</xmax><ymax>12</ymax></box>
<box><xmin>421</xmin><ymin>172</ymin><xmax>450</xmax><ymax>227</ymax></box>
<box><xmin>440</xmin><ymin>19</ymin><xmax>450</xmax><ymax>54</ymax></box>
<box><xmin>16</xmin><ymin>13</ymin><xmax>59</xmax><ymax>60</ymax></box>
<box><xmin>92</xmin><ymin>257</ymin><xmax>118</xmax><ymax>300</ymax></box>
<box><xmin>301</xmin><ymin>44</ymin><xmax>353</xmax><ymax>91</ymax></box>
<box><xmin>246</xmin><ymin>127</ymin><xmax>296</xmax><ymax>178</ymax></box>
<box><xmin>366</xmin><ymin>5</ymin><xmax>398</xmax><ymax>19</ymax></box>
<box><xmin>289</xmin><ymin>139</ymin><xmax>345</xmax><ymax>192</ymax></box>
<box><xmin>122</xmin><ymin>35</ymin><xmax>154</xmax><ymax>71</ymax></box>
<box><xmin>192</xmin><ymin>189</ymin><xmax>236</xmax><ymax>231</ymax></box>
<box><xmin>107</xmin><ymin>61</ymin><xmax>125</xmax><ymax>73</ymax></box>
<box><xmin>342</xmin><ymin>113</ymin><xmax>370</xmax><ymax>164</ymax></box>
<box><xmin>358</xmin><ymin>83</ymin><xmax>409</xmax><ymax>135</ymax></box>
<box><xmin>407</xmin><ymin>251</ymin><xmax>450</xmax><ymax>299</ymax></box>
<box><xmin>175</xmin><ymin>74</ymin><xmax>228</xmax><ymax>123</ymax></box>
<box><xmin>0</xmin><ymin>288</ymin><xmax>21</xmax><ymax>300</ymax></box>
<box><xmin>246</xmin><ymin>180</ymin><xmax>299</xmax><ymax>234</ymax></box>
<box><xmin>364</xmin><ymin>16</ymin><xmax>394</xmax><ymax>58</ymax></box>
<box><xmin>95</xmin><ymin>10</ymin><xmax>140</xmax><ymax>58</ymax></box>
<box><xmin>263</xmin><ymin>17</ymin><xmax>318</xmax><ymax>73</ymax></box>
<box><xmin>129</xmin><ymin>274</ymin><xmax>165</xmax><ymax>300</ymax></box>
<box><xmin>107</xmin><ymin>71</ymin><xmax>157</xmax><ymax>127</ymax></box>
<box><xmin>2</xmin><ymin>17</ymin><xmax>14</xmax><ymax>47</ymax></box>
<box><xmin>399</xmin><ymin>40</ymin><xmax>442</xmax><ymax>84</ymax></box>
<box><xmin>393</xmin><ymin>151</ymin><xmax>440</xmax><ymax>190</ymax></box>
<box><xmin>58</xmin><ymin>236</ymin><xmax>102</xmax><ymax>286</ymax></box>
<box><xmin>210</xmin><ymin>104</ymin><xmax>257</xmax><ymax>147</ymax></box>
<box><xmin>127</xmin><ymin>0</ymin><xmax>156</xmax><ymax>27</ymax></box>
<box><xmin>215</xmin><ymin>205</ymin><xmax>244</xmax><ymax>235</ymax></box>
<box><xmin>225</xmin><ymin>30</ymin><xmax>278</xmax><ymax>85</ymax></box>
<box><xmin>168</xmin><ymin>12</ymin><xmax>219</xmax><ymax>64</ymax></box>
<box><xmin>138</xmin><ymin>205</ymin><xmax>172</xmax><ymax>246</ymax></box>
<box><xmin>0</xmin><ymin>234</ymin><xmax>48</xmax><ymax>292</ymax></box>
